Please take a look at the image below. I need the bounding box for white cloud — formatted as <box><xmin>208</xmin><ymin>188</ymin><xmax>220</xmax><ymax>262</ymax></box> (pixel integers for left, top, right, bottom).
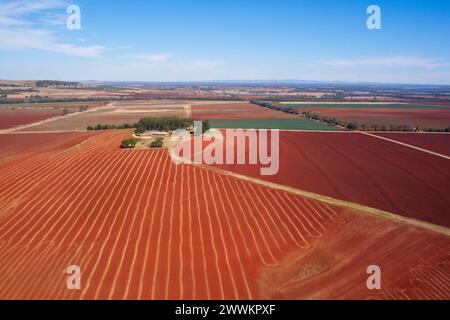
<box><xmin>0</xmin><ymin>28</ymin><xmax>105</xmax><ymax>58</ymax></box>
<box><xmin>311</xmin><ymin>56</ymin><xmax>449</xmax><ymax>69</ymax></box>
<box><xmin>0</xmin><ymin>0</ymin><xmax>106</xmax><ymax>58</ymax></box>
<box><xmin>129</xmin><ymin>53</ymin><xmax>174</xmax><ymax>63</ymax></box>
<box><xmin>0</xmin><ymin>0</ymin><xmax>69</xmax><ymax>26</ymax></box>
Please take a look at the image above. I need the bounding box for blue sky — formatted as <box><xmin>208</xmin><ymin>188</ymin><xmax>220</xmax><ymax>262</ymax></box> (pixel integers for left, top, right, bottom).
<box><xmin>0</xmin><ymin>0</ymin><xmax>449</xmax><ymax>83</ymax></box>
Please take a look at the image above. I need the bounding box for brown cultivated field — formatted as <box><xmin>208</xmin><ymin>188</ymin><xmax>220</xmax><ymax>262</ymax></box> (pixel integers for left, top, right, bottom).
<box><xmin>17</xmin><ymin>101</ymin><xmax>189</xmax><ymax>132</ymax></box>
<box><xmin>373</xmin><ymin>132</ymin><xmax>450</xmax><ymax>156</ymax></box>
<box><xmin>192</xmin><ymin>102</ymin><xmax>295</xmax><ymax>119</ymax></box>
<box><xmin>0</xmin><ymin>130</ymin><xmax>448</xmax><ymax>300</ymax></box>
<box><xmin>212</xmin><ymin>131</ymin><xmax>450</xmax><ymax>228</ymax></box>
<box><xmin>0</xmin><ymin>109</ymin><xmax>62</xmax><ymax>129</ymax></box>
<box><xmin>295</xmin><ymin>107</ymin><xmax>450</xmax><ymax>129</ymax></box>
<box><xmin>0</xmin><ymin>132</ymin><xmax>97</xmax><ymax>167</ymax></box>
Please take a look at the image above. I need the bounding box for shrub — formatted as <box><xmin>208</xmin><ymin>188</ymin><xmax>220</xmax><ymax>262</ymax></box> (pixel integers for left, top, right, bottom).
<box><xmin>134</xmin><ymin>123</ymin><xmax>145</xmax><ymax>134</ymax></box>
<box><xmin>150</xmin><ymin>140</ymin><xmax>164</xmax><ymax>148</ymax></box>
<box><xmin>121</xmin><ymin>138</ymin><xmax>140</xmax><ymax>149</ymax></box>
<box><xmin>346</xmin><ymin>122</ymin><xmax>359</xmax><ymax>130</ymax></box>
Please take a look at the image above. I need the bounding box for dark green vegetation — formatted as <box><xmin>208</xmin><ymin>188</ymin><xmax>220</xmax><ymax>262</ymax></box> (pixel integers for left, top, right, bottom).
<box><xmin>88</xmin><ymin>117</ymin><xmax>210</xmax><ymax>133</ymax></box>
<box><xmin>120</xmin><ymin>138</ymin><xmax>141</xmax><ymax>149</ymax></box>
<box><xmin>138</xmin><ymin>117</ymin><xmax>210</xmax><ymax>133</ymax></box>
<box><xmin>138</xmin><ymin>117</ymin><xmax>192</xmax><ymax>131</ymax></box>
<box><xmin>36</xmin><ymin>80</ymin><xmax>80</xmax><ymax>87</ymax></box>
<box><xmin>209</xmin><ymin>118</ymin><xmax>341</xmax><ymax>131</ymax></box>
<box><xmin>87</xmin><ymin>123</ymin><xmax>136</xmax><ymax>131</ymax></box>
<box><xmin>150</xmin><ymin>140</ymin><xmax>164</xmax><ymax>148</ymax></box>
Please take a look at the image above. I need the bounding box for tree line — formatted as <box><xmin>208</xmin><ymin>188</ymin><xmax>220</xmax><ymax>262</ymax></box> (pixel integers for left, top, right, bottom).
<box><xmin>88</xmin><ymin>117</ymin><xmax>210</xmax><ymax>134</ymax></box>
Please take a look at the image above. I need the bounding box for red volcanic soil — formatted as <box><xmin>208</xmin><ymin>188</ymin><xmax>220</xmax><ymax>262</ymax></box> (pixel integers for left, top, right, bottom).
<box><xmin>0</xmin><ymin>130</ymin><xmax>448</xmax><ymax>300</ymax></box>
<box><xmin>0</xmin><ymin>109</ymin><xmax>61</xmax><ymax>129</ymax></box>
<box><xmin>373</xmin><ymin>133</ymin><xmax>450</xmax><ymax>157</ymax></box>
<box><xmin>0</xmin><ymin>130</ymin><xmax>345</xmax><ymax>299</ymax></box>
<box><xmin>260</xmin><ymin>209</ymin><xmax>450</xmax><ymax>300</ymax></box>
<box><xmin>192</xmin><ymin>103</ymin><xmax>295</xmax><ymax>119</ymax></box>
<box><xmin>0</xmin><ymin>131</ymin><xmax>97</xmax><ymax>168</ymax></box>
<box><xmin>211</xmin><ymin>131</ymin><xmax>450</xmax><ymax>228</ymax></box>
<box><xmin>297</xmin><ymin>107</ymin><xmax>450</xmax><ymax>129</ymax></box>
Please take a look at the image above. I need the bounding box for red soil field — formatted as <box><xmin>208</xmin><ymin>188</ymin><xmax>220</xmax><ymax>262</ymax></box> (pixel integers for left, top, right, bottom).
<box><xmin>0</xmin><ymin>132</ymin><xmax>97</xmax><ymax>168</ymax></box>
<box><xmin>261</xmin><ymin>211</ymin><xmax>450</xmax><ymax>299</ymax></box>
<box><xmin>192</xmin><ymin>103</ymin><xmax>295</xmax><ymax>119</ymax></box>
<box><xmin>0</xmin><ymin>109</ymin><xmax>61</xmax><ymax>129</ymax></box>
<box><xmin>0</xmin><ymin>131</ymin><xmax>448</xmax><ymax>300</ymax></box>
<box><xmin>296</xmin><ymin>107</ymin><xmax>450</xmax><ymax>129</ymax></box>
<box><xmin>211</xmin><ymin>131</ymin><xmax>450</xmax><ymax>228</ymax></box>
<box><xmin>373</xmin><ymin>133</ymin><xmax>450</xmax><ymax>157</ymax></box>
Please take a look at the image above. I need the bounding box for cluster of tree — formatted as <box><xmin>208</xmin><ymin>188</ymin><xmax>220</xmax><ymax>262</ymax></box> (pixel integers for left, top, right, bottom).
<box><xmin>120</xmin><ymin>138</ymin><xmax>141</xmax><ymax>149</ymax></box>
<box><xmin>138</xmin><ymin>117</ymin><xmax>210</xmax><ymax>133</ymax></box>
<box><xmin>87</xmin><ymin>117</ymin><xmax>211</xmax><ymax>134</ymax></box>
<box><xmin>150</xmin><ymin>140</ymin><xmax>164</xmax><ymax>148</ymax></box>
<box><xmin>36</xmin><ymin>80</ymin><xmax>80</xmax><ymax>88</ymax></box>
<box><xmin>87</xmin><ymin>123</ymin><xmax>136</xmax><ymax>131</ymax></box>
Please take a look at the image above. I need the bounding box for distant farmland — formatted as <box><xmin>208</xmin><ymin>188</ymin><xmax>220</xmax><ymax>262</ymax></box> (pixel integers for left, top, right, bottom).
<box><xmin>192</xmin><ymin>102</ymin><xmax>294</xmax><ymax>119</ymax></box>
<box><xmin>286</xmin><ymin>103</ymin><xmax>450</xmax><ymax>129</ymax></box>
<box><xmin>283</xmin><ymin>103</ymin><xmax>450</xmax><ymax>109</ymax></box>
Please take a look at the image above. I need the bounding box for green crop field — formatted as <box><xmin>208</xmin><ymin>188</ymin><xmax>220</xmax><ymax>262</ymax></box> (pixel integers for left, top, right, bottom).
<box><xmin>209</xmin><ymin>118</ymin><xmax>341</xmax><ymax>130</ymax></box>
<box><xmin>282</xmin><ymin>103</ymin><xmax>450</xmax><ymax>109</ymax></box>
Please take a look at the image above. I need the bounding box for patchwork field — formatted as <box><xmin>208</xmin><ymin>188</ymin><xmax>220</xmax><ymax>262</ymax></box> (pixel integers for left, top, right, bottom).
<box><xmin>284</xmin><ymin>103</ymin><xmax>450</xmax><ymax>109</ymax></box>
<box><xmin>0</xmin><ymin>131</ymin><xmax>448</xmax><ymax>300</ymax></box>
<box><xmin>17</xmin><ymin>101</ymin><xmax>189</xmax><ymax>132</ymax></box>
<box><xmin>287</xmin><ymin>103</ymin><xmax>450</xmax><ymax>129</ymax></box>
<box><xmin>211</xmin><ymin>131</ymin><xmax>450</xmax><ymax>228</ymax></box>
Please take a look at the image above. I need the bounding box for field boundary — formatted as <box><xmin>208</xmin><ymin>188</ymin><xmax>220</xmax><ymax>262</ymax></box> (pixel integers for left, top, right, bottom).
<box><xmin>195</xmin><ymin>163</ymin><xmax>450</xmax><ymax>237</ymax></box>
<box><xmin>360</xmin><ymin>131</ymin><xmax>450</xmax><ymax>160</ymax></box>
